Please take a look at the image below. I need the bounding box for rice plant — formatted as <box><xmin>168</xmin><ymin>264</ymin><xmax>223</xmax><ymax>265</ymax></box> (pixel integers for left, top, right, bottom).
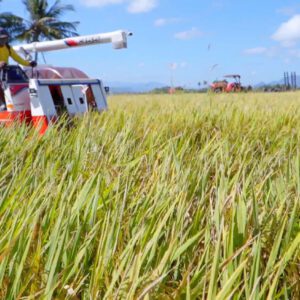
<box><xmin>0</xmin><ymin>92</ymin><xmax>300</xmax><ymax>299</ymax></box>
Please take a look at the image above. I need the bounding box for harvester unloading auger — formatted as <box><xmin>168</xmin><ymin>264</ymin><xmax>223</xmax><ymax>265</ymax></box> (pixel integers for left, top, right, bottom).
<box><xmin>0</xmin><ymin>30</ymin><xmax>131</xmax><ymax>134</ymax></box>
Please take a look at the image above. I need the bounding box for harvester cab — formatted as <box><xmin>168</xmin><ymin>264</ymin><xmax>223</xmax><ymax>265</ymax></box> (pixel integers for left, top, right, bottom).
<box><xmin>0</xmin><ymin>30</ymin><xmax>131</xmax><ymax>134</ymax></box>
<box><xmin>0</xmin><ymin>65</ymin><xmax>30</xmax><ymax>116</ymax></box>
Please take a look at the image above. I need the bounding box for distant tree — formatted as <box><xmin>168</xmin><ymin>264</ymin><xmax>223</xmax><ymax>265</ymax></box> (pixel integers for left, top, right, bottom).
<box><xmin>151</xmin><ymin>87</ymin><xmax>171</xmax><ymax>94</ymax></box>
<box><xmin>0</xmin><ymin>0</ymin><xmax>79</xmax><ymax>60</ymax></box>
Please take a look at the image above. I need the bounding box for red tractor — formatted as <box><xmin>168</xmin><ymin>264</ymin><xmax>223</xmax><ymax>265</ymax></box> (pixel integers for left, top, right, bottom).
<box><xmin>211</xmin><ymin>74</ymin><xmax>248</xmax><ymax>93</ymax></box>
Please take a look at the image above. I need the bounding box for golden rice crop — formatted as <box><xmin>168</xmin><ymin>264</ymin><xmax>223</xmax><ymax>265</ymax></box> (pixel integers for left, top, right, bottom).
<box><xmin>0</xmin><ymin>92</ymin><xmax>300</xmax><ymax>299</ymax></box>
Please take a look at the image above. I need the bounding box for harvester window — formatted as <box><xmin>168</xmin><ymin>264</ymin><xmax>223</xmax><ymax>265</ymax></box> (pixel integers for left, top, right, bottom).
<box><xmin>79</xmin><ymin>97</ymin><xmax>84</xmax><ymax>104</ymax></box>
<box><xmin>86</xmin><ymin>85</ymin><xmax>97</xmax><ymax>110</ymax></box>
<box><xmin>0</xmin><ymin>87</ymin><xmax>5</xmax><ymax>111</ymax></box>
<box><xmin>49</xmin><ymin>86</ymin><xmax>67</xmax><ymax>116</ymax></box>
<box><xmin>5</xmin><ymin>66</ymin><xmax>29</xmax><ymax>84</ymax></box>
<box><xmin>67</xmin><ymin>98</ymin><xmax>72</xmax><ymax>105</ymax></box>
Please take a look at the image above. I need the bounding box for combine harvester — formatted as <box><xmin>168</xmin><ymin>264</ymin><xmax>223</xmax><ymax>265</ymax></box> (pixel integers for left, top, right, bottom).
<box><xmin>0</xmin><ymin>30</ymin><xmax>131</xmax><ymax>134</ymax></box>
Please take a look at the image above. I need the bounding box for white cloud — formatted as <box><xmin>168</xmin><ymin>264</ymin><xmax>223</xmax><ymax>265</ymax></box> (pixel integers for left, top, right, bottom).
<box><xmin>244</xmin><ymin>46</ymin><xmax>279</xmax><ymax>57</ymax></box>
<box><xmin>174</xmin><ymin>28</ymin><xmax>203</xmax><ymax>40</ymax></box>
<box><xmin>154</xmin><ymin>18</ymin><xmax>181</xmax><ymax>27</ymax></box>
<box><xmin>154</xmin><ymin>18</ymin><xmax>167</xmax><ymax>27</ymax></box>
<box><xmin>128</xmin><ymin>0</ymin><xmax>157</xmax><ymax>13</ymax></box>
<box><xmin>81</xmin><ymin>0</ymin><xmax>158</xmax><ymax>13</ymax></box>
<box><xmin>169</xmin><ymin>62</ymin><xmax>187</xmax><ymax>70</ymax></box>
<box><xmin>244</xmin><ymin>47</ymin><xmax>268</xmax><ymax>55</ymax></box>
<box><xmin>169</xmin><ymin>63</ymin><xmax>178</xmax><ymax>70</ymax></box>
<box><xmin>272</xmin><ymin>15</ymin><xmax>300</xmax><ymax>47</ymax></box>
<box><xmin>277</xmin><ymin>5</ymin><xmax>300</xmax><ymax>16</ymax></box>
<box><xmin>277</xmin><ymin>7</ymin><xmax>297</xmax><ymax>16</ymax></box>
<box><xmin>83</xmin><ymin>0</ymin><xmax>125</xmax><ymax>7</ymax></box>
<box><xmin>289</xmin><ymin>49</ymin><xmax>300</xmax><ymax>58</ymax></box>
<box><xmin>212</xmin><ymin>0</ymin><xmax>225</xmax><ymax>9</ymax></box>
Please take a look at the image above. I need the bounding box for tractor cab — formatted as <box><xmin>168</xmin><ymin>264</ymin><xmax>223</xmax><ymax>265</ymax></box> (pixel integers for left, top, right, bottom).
<box><xmin>224</xmin><ymin>74</ymin><xmax>241</xmax><ymax>84</ymax></box>
<box><xmin>223</xmin><ymin>74</ymin><xmax>242</xmax><ymax>92</ymax></box>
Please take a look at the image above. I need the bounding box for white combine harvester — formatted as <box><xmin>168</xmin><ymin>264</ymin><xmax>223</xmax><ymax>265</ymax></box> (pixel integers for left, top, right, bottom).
<box><xmin>0</xmin><ymin>30</ymin><xmax>131</xmax><ymax>134</ymax></box>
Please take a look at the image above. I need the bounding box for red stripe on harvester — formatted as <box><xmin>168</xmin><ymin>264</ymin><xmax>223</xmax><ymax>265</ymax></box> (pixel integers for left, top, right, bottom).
<box><xmin>65</xmin><ymin>40</ymin><xmax>79</xmax><ymax>47</ymax></box>
<box><xmin>0</xmin><ymin>111</ymin><xmax>32</xmax><ymax>125</ymax></box>
<box><xmin>9</xmin><ymin>84</ymin><xmax>28</xmax><ymax>96</ymax></box>
<box><xmin>32</xmin><ymin>116</ymin><xmax>49</xmax><ymax>135</ymax></box>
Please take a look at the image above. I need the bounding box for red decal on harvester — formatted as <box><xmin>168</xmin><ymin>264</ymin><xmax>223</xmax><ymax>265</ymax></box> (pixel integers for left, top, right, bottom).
<box><xmin>65</xmin><ymin>40</ymin><xmax>79</xmax><ymax>47</ymax></box>
<box><xmin>10</xmin><ymin>84</ymin><xmax>28</xmax><ymax>96</ymax></box>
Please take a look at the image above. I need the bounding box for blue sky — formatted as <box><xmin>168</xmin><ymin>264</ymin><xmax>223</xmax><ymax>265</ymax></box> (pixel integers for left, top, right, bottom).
<box><xmin>2</xmin><ymin>0</ymin><xmax>300</xmax><ymax>86</ymax></box>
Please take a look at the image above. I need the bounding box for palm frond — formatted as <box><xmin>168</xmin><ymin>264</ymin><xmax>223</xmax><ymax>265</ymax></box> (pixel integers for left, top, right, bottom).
<box><xmin>48</xmin><ymin>21</ymin><xmax>79</xmax><ymax>32</ymax></box>
<box><xmin>47</xmin><ymin>0</ymin><xmax>75</xmax><ymax>19</ymax></box>
<box><xmin>35</xmin><ymin>16</ymin><xmax>56</xmax><ymax>25</ymax></box>
<box><xmin>3</xmin><ymin>0</ymin><xmax>79</xmax><ymax>45</ymax></box>
<box><xmin>22</xmin><ymin>0</ymin><xmax>48</xmax><ymax>20</ymax></box>
<box><xmin>14</xmin><ymin>30</ymin><xmax>35</xmax><ymax>43</ymax></box>
<box><xmin>0</xmin><ymin>13</ymin><xmax>27</xmax><ymax>42</ymax></box>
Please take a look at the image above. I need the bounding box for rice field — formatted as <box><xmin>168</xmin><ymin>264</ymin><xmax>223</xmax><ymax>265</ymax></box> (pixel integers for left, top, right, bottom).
<box><xmin>1</xmin><ymin>92</ymin><xmax>300</xmax><ymax>299</ymax></box>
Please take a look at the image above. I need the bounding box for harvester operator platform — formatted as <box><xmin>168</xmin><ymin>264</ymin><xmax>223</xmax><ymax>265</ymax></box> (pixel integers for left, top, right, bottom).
<box><xmin>0</xmin><ymin>27</ymin><xmax>37</xmax><ymax>111</ymax></box>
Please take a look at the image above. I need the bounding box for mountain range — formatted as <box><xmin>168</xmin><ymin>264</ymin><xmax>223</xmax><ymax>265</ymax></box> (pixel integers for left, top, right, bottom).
<box><xmin>107</xmin><ymin>81</ymin><xmax>167</xmax><ymax>94</ymax></box>
<box><xmin>254</xmin><ymin>76</ymin><xmax>300</xmax><ymax>88</ymax></box>
<box><xmin>107</xmin><ymin>77</ymin><xmax>300</xmax><ymax>94</ymax></box>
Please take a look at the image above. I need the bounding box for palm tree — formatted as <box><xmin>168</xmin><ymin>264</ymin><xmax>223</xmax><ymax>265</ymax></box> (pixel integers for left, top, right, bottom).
<box><xmin>0</xmin><ymin>0</ymin><xmax>79</xmax><ymax>60</ymax></box>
